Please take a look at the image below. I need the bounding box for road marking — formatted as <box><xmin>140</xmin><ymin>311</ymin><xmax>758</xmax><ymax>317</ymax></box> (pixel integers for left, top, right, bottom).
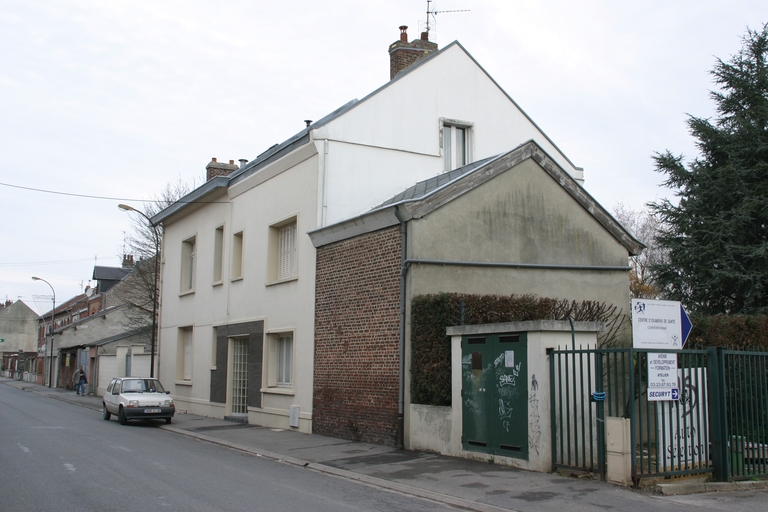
<box><xmin>115</xmin><ymin>445</ymin><xmax>132</xmax><ymax>452</ymax></box>
<box><xmin>64</xmin><ymin>463</ymin><xmax>75</xmax><ymax>472</ymax></box>
<box><xmin>17</xmin><ymin>443</ymin><xmax>30</xmax><ymax>453</ymax></box>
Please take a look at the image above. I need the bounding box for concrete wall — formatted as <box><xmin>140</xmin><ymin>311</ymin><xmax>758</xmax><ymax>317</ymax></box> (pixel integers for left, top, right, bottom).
<box><xmin>0</xmin><ymin>301</ymin><xmax>38</xmax><ymax>353</ymax></box>
<box><xmin>402</xmin><ymin>158</ymin><xmax>631</xmax><ymax>450</ymax></box>
<box><xmin>406</xmin><ymin>321</ymin><xmax>600</xmax><ymax>473</ymax></box>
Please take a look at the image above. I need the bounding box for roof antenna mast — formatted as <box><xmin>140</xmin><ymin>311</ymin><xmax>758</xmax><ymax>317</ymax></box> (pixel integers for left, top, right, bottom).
<box><xmin>422</xmin><ymin>0</ymin><xmax>469</xmax><ymax>42</ymax></box>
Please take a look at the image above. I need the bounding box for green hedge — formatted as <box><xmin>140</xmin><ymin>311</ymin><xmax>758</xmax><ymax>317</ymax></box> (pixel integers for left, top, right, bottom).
<box><xmin>410</xmin><ymin>293</ymin><xmax>626</xmax><ymax>406</ymax></box>
<box><xmin>686</xmin><ymin>314</ymin><xmax>768</xmax><ymax>349</ymax></box>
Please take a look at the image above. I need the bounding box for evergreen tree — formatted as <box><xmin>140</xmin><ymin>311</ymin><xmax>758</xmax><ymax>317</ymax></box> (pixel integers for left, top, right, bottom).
<box><xmin>649</xmin><ymin>24</ymin><xmax>768</xmax><ymax>314</ymax></box>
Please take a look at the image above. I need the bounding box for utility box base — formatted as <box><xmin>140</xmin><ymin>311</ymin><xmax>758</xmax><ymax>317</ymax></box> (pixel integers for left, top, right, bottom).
<box><xmin>606</xmin><ymin>416</ymin><xmax>632</xmax><ymax>485</ymax></box>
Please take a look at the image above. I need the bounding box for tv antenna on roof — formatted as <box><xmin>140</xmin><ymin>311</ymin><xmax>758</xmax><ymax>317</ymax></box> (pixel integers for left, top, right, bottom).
<box><xmin>422</xmin><ymin>0</ymin><xmax>469</xmax><ymax>42</ymax></box>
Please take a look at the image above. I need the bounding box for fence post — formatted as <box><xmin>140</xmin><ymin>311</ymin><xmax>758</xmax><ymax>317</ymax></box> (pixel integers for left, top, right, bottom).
<box><xmin>595</xmin><ymin>352</ymin><xmax>606</xmax><ymax>481</ymax></box>
<box><xmin>547</xmin><ymin>347</ymin><xmax>557</xmax><ymax>471</ymax></box>
<box><xmin>708</xmin><ymin>346</ymin><xmax>729</xmax><ymax>482</ymax></box>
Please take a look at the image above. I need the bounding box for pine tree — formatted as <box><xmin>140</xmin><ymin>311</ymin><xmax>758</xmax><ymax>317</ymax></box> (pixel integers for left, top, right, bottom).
<box><xmin>650</xmin><ymin>24</ymin><xmax>768</xmax><ymax>314</ymax></box>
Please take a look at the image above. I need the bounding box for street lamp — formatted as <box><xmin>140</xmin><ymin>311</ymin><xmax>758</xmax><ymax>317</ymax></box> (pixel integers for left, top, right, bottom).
<box><xmin>119</xmin><ymin>203</ymin><xmax>159</xmax><ymax>378</ymax></box>
<box><xmin>31</xmin><ymin>276</ymin><xmax>55</xmax><ymax>388</ymax></box>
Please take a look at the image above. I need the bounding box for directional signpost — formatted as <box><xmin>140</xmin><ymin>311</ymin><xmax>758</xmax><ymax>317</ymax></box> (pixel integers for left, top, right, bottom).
<box><xmin>631</xmin><ymin>299</ymin><xmax>693</xmax><ymax>401</ymax></box>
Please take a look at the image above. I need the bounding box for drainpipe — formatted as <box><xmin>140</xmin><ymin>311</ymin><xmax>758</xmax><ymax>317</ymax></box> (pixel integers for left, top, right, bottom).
<box><xmin>394</xmin><ymin>206</ymin><xmax>407</xmax><ymax>450</ymax></box>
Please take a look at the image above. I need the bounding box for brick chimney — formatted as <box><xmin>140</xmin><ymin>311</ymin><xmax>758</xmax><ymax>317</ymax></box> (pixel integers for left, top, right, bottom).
<box><xmin>206</xmin><ymin>157</ymin><xmax>239</xmax><ymax>181</ymax></box>
<box><xmin>388</xmin><ymin>26</ymin><xmax>438</xmax><ymax>80</ymax></box>
<box><xmin>122</xmin><ymin>254</ymin><xmax>135</xmax><ymax>268</ymax></box>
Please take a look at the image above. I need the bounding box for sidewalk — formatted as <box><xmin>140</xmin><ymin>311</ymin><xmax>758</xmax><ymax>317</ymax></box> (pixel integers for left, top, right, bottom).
<box><xmin>3</xmin><ymin>377</ymin><xmax>765</xmax><ymax>511</ymax></box>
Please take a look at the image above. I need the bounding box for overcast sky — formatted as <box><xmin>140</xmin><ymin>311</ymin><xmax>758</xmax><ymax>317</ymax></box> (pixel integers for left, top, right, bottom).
<box><xmin>1</xmin><ymin>1</ymin><xmax>765</xmax><ymax>313</ymax></box>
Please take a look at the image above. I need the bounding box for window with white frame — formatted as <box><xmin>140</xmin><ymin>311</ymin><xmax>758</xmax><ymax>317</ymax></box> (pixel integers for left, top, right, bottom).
<box><xmin>268</xmin><ymin>217</ymin><xmax>297</xmax><ymax>283</ymax></box>
<box><xmin>442</xmin><ymin>120</ymin><xmax>473</xmax><ymax>172</ymax></box>
<box><xmin>181</xmin><ymin>236</ymin><xmax>196</xmax><ymax>292</ymax></box>
<box><xmin>177</xmin><ymin>326</ymin><xmax>193</xmax><ymax>381</ymax></box>
<box><xmin>266</xmin><ymin>332</ymin><xmax>293</xmax><ymax>389</ymax></box>
<box><xmin>231</xmin><ymin>230</ymin><xmax>244</xmax><ymax>280</ymax></box>
<box><xmin>213</xmin><ymin>225</ymin><xmax>224</xmax><ymax>283</ymax></box>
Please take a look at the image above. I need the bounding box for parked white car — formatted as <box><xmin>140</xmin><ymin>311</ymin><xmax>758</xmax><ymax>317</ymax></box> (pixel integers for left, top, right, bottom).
<box><xmin>103</xmin><ymin>377</ymin><xmax>175</xmax><ymax>425</ymax></box>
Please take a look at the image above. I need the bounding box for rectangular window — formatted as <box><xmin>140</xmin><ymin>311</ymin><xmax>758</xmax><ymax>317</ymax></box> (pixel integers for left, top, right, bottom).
<box><xmin>268</xmin><ymin>217</ymin><xmax>298</xmax><ymax>283</ymax></box>
<box><xmin>442</xmin><ymin>120</ymin><xmax>473</xmax><ymax>172</ymax></box>
<box><xmin>231</xmin><ymin>231</ymin><xmax>244</xmax><ymax>279</ymax></box>
<box><xmin>181</xmin><ymin>236</ymin><xmax>196</xmax><ymax>292</ymax></box>
<box><xmin>213</xmin><ymin>226</ymin><xmax>224</xmax><ymax>283</ymax></box>
<box><xmin>266</xmin><ymin>331</ymin><xmax>293</xmax><ymax>389</ymax></box>
<box><xmin>277</xmin><ymin>334</ymin><xmax>292</xmax><ymax>387</ymax></box>
<box><xmin>177</xmin><ymin>326</ymin><xmax>193</xmax><ymax>381</ymax></box>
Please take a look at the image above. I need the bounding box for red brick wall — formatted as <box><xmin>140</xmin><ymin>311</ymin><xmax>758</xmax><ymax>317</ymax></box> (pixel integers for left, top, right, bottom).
<box><xmin>313</xmin><ymin>225</ymin><xmax>402</xmax><ymax>446</ymax></box>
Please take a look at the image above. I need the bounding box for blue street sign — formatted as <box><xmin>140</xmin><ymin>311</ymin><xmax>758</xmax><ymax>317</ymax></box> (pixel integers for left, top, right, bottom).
<box><xmin>680</xmin><ymin>305</ymin><xmax>692</xmax><ymax>347</ymax></box>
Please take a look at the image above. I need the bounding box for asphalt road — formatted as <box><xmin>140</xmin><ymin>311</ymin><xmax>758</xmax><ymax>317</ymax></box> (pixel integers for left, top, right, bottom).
<box><xmin>0</xmin><ymin>384</ymin><xmax>455</xmax><ymax>511</ymax></box>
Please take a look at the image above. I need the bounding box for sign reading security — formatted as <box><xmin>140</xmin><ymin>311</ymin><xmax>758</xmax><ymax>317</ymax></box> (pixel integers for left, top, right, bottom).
<box><xmin>647</xmin><ymin>352</ymin><xmax>679</xmax><ymax>401</ymax></box>
<box><xmin>631</xmin><ymin>299</ymin><xmax>692</xmax><ymax>350</ymax></box>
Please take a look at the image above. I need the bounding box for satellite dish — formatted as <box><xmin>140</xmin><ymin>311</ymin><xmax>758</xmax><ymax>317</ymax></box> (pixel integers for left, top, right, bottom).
<box><xmin>85</xmin><ymin>287</ymin><xmax>93</xmax><ymax>297</ymax></box>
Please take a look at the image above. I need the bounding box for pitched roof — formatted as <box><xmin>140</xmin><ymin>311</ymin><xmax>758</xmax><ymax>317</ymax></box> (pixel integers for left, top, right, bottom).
<box><xmin>93</xmin><ymin>266</ymin><xmax>132</xmax><ymax>282</ymax></box>
<box><xmin>309</xmin><ymin>140</ymin><xmax>644</xmax><ymax>256</ymax></box>
<box><xmin>152</xmin><ymin>41</ymin><xmax>579</xmax><ymax>226</ymax></box>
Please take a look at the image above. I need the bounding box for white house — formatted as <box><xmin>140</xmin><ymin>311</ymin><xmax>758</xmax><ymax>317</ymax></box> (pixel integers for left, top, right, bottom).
<box><xmin>152</xmin><ymin>29</ymin><xmax>589</xmax><ymax>432</ymax></box>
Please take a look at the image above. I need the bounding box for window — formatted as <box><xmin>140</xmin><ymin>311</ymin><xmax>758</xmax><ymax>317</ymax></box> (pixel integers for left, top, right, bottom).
<box><xmin>177</xmin><ymin>326</ymin><xmax>193</xmax><ymax>381</ymax></box>
<box><xmin>231</xmin><ymin>231</ymin><xmax>244</xmax><ymax>280</ymax></box>
<box><xmin>181</xmin><ymin>236</ymin><xmax>196</xmax><ymax>292</ymax></box>
<box><xmin>213</xmin><ymin>226</ymin><xmax>224</xmax><ymax>283</ymax></box>
<box><xmin>442</xmin><ymin>120</ymin><xmax>473</xmax><ymax>172</ymax></box>
<box><xmin>268</xmin><ymin>217</ymin><xmax>298</xmax><ymax>283</ymax></box>
<box><xmin>266</xmin><ymin>332</ymin><xmax>293</xmax><ymax>389</ymax></box>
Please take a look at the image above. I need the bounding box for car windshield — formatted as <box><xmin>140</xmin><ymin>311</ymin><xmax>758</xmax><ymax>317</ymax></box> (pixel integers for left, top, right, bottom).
<box><xmin>121</xmin><ymin>379</ymin><xmax>166</xmax><ymax>394</ymax></box>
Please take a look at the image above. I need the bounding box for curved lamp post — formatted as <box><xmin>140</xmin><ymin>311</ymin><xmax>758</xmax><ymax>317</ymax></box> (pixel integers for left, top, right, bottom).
<box><xmin>31</xmin><ymin>276</ymin><xmax>55</xmax><ymax>388</ymax></box>
<box><xmin>118</xmin><ymin>204</ymin><xmax>160</xmax><ymax>378</ymax></box>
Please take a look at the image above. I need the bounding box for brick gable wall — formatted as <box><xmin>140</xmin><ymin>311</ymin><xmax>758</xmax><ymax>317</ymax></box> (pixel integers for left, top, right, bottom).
<box><xmin>313</xmin><ymin>225</ymin><xmax>402</xmax><ymax>445</ymax></box>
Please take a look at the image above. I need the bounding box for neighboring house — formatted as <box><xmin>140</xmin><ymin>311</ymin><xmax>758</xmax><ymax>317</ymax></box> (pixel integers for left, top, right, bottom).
<box><xmin>0</xmin><ymin>300</ymin><xmax>39</xmax><ymax>381</ymax></box>
<box><xmin>53</xmin><ymin>305</ymin><xmax>149</xmax><ymax>395</ymax></box>
<box><xmin>309</xmin><ymin>141</ymin><xmax>643</xmax><ymax>449</ymax></box>
<box><xmin>36</xmin><ymin>292</ymin><xmax>90</xmax><ymax>387</ymax></box>
<box><xmin>36</xmin><ymin>256</ymin><xmax>142</xmax><ymax>389</ymax></box>
<box><xmin>151</xmin><ymin>29</ymin><xmax>594</xmax><ymax>433</ymax></box>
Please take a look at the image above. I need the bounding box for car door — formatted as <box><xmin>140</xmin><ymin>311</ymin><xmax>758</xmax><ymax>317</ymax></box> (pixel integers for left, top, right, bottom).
<box><xmin>104</xmin><ymin>379</ymin><xmax>120</xmax><ymax>413</ymax></box>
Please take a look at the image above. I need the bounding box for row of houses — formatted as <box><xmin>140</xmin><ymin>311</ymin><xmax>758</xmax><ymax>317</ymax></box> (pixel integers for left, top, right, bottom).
<box><xmin>1</xmin><ymin>255</ymin><xmax>154</xmax><ymax>393</ymax></box>
<box><xmin>2</xmin><ymin>28</ymin><xmax>641</xmax><ymax>470</ymax></box>
<box><xmin>149</xmin><ymin>28</ymin><xmax>641</xmax><ymax>464</ymax></box>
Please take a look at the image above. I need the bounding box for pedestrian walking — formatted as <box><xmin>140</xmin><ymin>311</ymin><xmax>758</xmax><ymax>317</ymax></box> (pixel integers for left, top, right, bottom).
<box><xmin>72</xmin><ymin>366</ymin><xmax>87</xmax><ymax>396</ymax></box>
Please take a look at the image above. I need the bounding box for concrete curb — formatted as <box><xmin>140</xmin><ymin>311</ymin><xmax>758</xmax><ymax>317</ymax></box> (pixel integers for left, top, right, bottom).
<box><xmin>657</xmin><ymin>479</ymin><xmax>768</xmax><ymax>495</ymax></box>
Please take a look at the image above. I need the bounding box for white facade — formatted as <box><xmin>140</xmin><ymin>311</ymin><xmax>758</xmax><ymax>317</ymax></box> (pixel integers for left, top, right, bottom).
<box><xmin>155</xmin><ymin>40</ymin><xmax>587</xmax><ymax>432</ymax></box>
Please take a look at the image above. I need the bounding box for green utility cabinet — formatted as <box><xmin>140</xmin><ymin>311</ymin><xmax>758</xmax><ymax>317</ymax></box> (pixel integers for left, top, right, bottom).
<box><xmin>461</xmin><ymin>332</ymin><xmax>528</xmax><ymax>459</ymax></box>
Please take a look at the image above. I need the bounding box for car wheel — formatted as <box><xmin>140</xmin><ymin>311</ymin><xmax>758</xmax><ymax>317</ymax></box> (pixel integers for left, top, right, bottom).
<box><xmin>102</xmin><ymin>403</ymin><xmax>111</xmax><ymax>421</ymax></box>
<box><xmin>165</xmin><ymin>417</ymin><xmax>172</xmax><ymax>425</ymax></box>
<box><xmin>118</xmin><ymin>407</ymin><xmax>128</xmax><ymax>425</ymax></box>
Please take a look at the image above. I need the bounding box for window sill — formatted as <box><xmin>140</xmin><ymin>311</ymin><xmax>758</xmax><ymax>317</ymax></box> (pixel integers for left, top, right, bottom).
<box><xmin>230</xmin><ymin>276</ymin><xmax>243</xmax><ymax>283</ymax></box>
<box><xmin>179</xmin><ymin>289</ymin><xmax>196</xmax><ymax>297</ymax></box>
<box><xmin>261</xmin><ymin>386</ymin><xmax>294</xmax><ymax>396</ymax></box>
<box><xmin>212</xmin><ymin>280</ymin><xmax>223</xmax><ymax>287</ymax></box>
<box><xmin>266</xmin><ymin>276</ymin><xmax>298</xmax><ymax>287</ymax></box>
<box><xmin>175</xmin><ymin>380</ymin><xmax>193</xmax><ymax>386</ymax></box>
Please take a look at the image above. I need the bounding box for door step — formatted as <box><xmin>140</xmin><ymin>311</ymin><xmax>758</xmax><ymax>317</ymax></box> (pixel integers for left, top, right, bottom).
<box><xmin>224</xmin><ymin>415</ymin><xmax>248</xmax><ymax>424</ymax></box>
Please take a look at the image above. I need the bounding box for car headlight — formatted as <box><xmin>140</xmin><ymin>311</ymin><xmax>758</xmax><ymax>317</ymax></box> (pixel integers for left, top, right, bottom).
<box><xmin>164</xmin><ymin>399</ymin><xmax>174</xmax><ymax>407</ymax></box>
<box><xmin>128</xmin><ymin>400</ymin><xmax>140</xmax><ymax>407</ymax></box>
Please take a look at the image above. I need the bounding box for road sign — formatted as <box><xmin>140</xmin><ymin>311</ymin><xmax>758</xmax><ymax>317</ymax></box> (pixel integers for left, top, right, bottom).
<box><xmin>631</xmin><ymin>299</ymin><xmax>693</xmax><ymax>349</ymax></box>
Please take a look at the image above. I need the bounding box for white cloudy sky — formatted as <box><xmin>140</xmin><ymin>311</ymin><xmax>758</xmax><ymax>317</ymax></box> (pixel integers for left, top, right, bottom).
<box><xmin>1</xmin><ymin>0</ymin><xmax>765</xmax><ymax>313</ymax></box>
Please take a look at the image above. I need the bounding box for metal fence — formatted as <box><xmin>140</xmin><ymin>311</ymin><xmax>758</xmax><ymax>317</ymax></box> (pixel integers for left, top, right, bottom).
<box><xmin>548</xmin><ymin>346</ymin><xmax>768</xmax><ymax>484</ymax></box>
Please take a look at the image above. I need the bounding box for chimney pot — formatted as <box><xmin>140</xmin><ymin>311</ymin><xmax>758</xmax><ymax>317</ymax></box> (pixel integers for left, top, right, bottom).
<box><xmin>229</xmin><ymin>160</ymin><xmax>234</xmax><ymax>165</ymax></box>
<box><xmin>421</xmin><ymin>31</ymin><xmax>428</xmax><ymax>41</ymax></box>
<box><xmin>238</xmin><ymin>159</ymin><xmax>248</xmax><ymax>169</ymax></box>
<box><xmin>212</xmin><ymin>157</ymin><xmax>217</xmax><ymax>163</ymax></box>
<box><xmin>399</xmin><ymin>25</ymin><xmax>408</xmax><ymax>42</ymax></box>
<box><xmin>304</xmin><ymin>120</ymin><xmax>312</xmax><ymax>127</ymax></box>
